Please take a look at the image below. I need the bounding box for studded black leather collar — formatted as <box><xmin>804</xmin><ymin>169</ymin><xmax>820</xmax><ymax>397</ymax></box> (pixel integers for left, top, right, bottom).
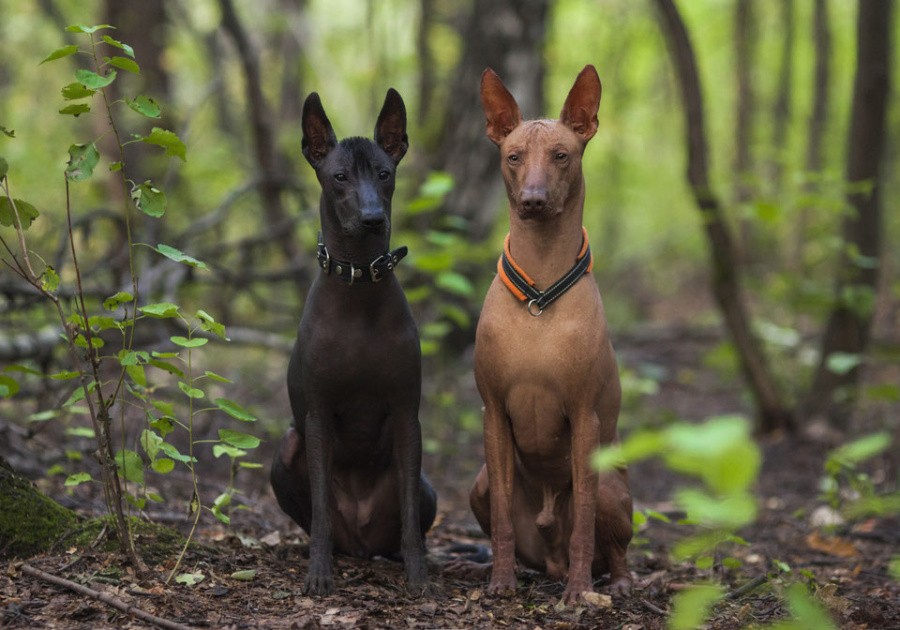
<box><xmin>316</xmin><ymin>232</ymin><xmax>408</xmax><ymax>284</ymax></box>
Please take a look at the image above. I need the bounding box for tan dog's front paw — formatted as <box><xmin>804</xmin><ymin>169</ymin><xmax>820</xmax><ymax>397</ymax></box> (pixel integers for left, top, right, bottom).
<box><xmin>609</xmin><ymin>574</ymin><xmax>633</xmax><ymax>597</ymax></box>
<box><xmin>561</xmin><ymin>581</ymin><xmax>593</xmax><ymax>605</ymax></box>
<box><xmin>487</xmin><ymin>570</ymin><xmax>516</xmax><ymax>596</ymax></box>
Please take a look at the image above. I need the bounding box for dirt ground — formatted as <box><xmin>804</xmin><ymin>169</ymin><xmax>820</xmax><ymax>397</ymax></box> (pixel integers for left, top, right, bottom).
<box><xmin>2</xmin><ymin>330</ymin><xmax>898</xmax><ymax>629</ymax></box>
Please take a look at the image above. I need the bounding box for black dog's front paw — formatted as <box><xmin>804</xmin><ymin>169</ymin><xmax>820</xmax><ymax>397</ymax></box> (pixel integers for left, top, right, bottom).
<box><xmin>303</xmin><ymin>558</ymin><xmax>334</xmax><ymax>595</ymax></box>
<box><xmin>404</xmin><ymin>556</ymin><xmax>429</xmax><ymax>596</ymax></box>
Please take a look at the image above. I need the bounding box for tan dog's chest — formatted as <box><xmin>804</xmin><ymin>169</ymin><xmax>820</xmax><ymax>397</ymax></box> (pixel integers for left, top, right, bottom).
<box><xmin>474</xmin><ymin>276</ymin><xmax>615</xmax><ymax>463</ymax></box>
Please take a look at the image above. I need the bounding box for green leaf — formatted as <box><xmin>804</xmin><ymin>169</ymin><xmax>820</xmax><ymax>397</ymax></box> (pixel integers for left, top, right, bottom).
<box><xmin>130</xmin><ymin>181</ymin><xmax>167</xmax><ymax>217</ymax></box>
<box><xmin>101</xmin><ymin>35</ymin><xmax>134</xmax><ymax>57</ymax></box>
<box><xmin>174</xmin><ymin>571</ymin><xmax>205</xmax><ymax>586</ymax></box>
<box><xmin>197</xmin><ymin>310</ymin><xmax>227</xmax><ymax>339</ymax></box>
<box><xmin>106</xmin><ymin>56</ymin><xmax>140</xmax><ymax>74</ymax></box>
<box><xmin>669</xmin><ymin>583</ymin><xmax>725</xmax><ymax>630</ymax></box>
<box><xmin>75</xmin><ymin>68</ymin><xmax>117</xmax><ymax>89</ymax></box>
<box><xmin>216</xmin><ymin>398</ymin><xmax>257</xmax><ymax>422</ymax></box>
<box><xmin>67</xmin><ymin>426</ymin><xmax>95</xmax><ymax>438</ymax></box>
<box><xmin>139</xmin><ymin>302</ymin><xmax>180</xmax><ymax>318</ymax></box>
<box><xmin>140</xmin><ymin>429</ymin><xmax>162</xmax><ymax>460</ymax></box>
<box><xmin>126</xmin><ymin>95</ymin><xmax>161</xmax><ymax>118</ymax></box>
<box><xmin>230</xmin><ymin>570</ymin><xmax>257</xmax><ymax>582</ymax></box>
<box><xmin>103</xmin><ymin>291</ymin><xmax>134</xmax><ymax>310</ymax></box>
<box><xmin>40</xmin><ymin>45</ymin><xmax>79</xmax><ymax>64</ymax></box>
<box><xmin>218</xmin><ymin>429</ymin><xmax>261</xmax><ymax>449</ymax></box>
<box><xmin>436</xmin><ymin>271</ymin><xmax>474</xmax><ymax>297</ymax></box>
<box><xmin>826</xmin><ymin>352</ymin><xmax>862</xmax><ymax>375</ymax></box>
<box><xmin>151</xmin><ymin>458</ymin><xmax>175</xmax><ymax>474</ymax></box>
<box><xmin>148</xmin><ymin>359</ymin><xmax>185</xmax><ymax>379</ymax></box>
<box><xmin>150</xmin><ymin>416</ymin><xmax>175</xmax><ymax>438</ymax></box>
<box><xmin>59</xmin><ymin>103</ymin><xmax>91</xmax><ymax>117</ymax></box>
<box><xmin>178</xmin><ymin>381</ymin><xmax>204</xmax><ymax>399</ymax></box>
<box><xmin>41</xmin><ymin>266</ymin><xmax>60</xmax><ymax>292</ymax></box>
<box><xmin>109</xmin><ymin>161</ymin><xmax>123</xmax><ymax>172</ymax></box>
<box><xmin>784</xmin><ymin>583</ymin><xmax>839</xmax><ymax>630</ymax></box>
<box><xmin>0</xmin><ymin>375</ymin><xmax>19</xmax><ymax>398</ymax></box>
<box><xmin>61</xmin><ymin>82</ymin><xmax>96</xmax><ymax>100</ymax></box>
<box><xmin>153</xmin><ymin>243</ymin><xmax>208</xmax><ymax>269</ymax></box>
<box><xmin>64</xmin><ymin>472</ymin><xmax>92</xmax><ymax>487</ymax></box>
<box><xmin>828</xmin><ymin>432</ymin><xmax>892</xmax><ymax>468</ymax></box>
<box><xmin>159</xmin><ymin>441</ymin><xmax>196</xmax><ymax>464</ymax></box>
<box><xmin>142</xmin><ymin>127</ymin><xmax>186</xmax><ymax>161</ymax></box>
<box><xmin>170</xmin><ymin>335</ymin><xmax>208</xmax><ymax>348</ymax></box>
<box><xmin>115</xmin><ymin>449</ymin><xmax>144</xmax><ymax>484</ymax></box>
<box><xmin>0</xmin><ymin>197</ymin><xmax>40</xmax><ymax>229</ymax></box>
<box><xmin>203</xmin><ymin>370</ymin><xmax>232</xmax><ymax>384</ymax></box>
<box><xmin>65</xmin><ymin>143</ymin><xmax>100</xmax><ymax>182</ymax></box>
<box><xmin>66</xmin><ymin>24</ymin><xmax>114</xmax><ymax>34</ymax></box>
<box><xmin>213</xmin><ymin>444</ymin><xmax>247</xmax><ymax>459</ymax></box>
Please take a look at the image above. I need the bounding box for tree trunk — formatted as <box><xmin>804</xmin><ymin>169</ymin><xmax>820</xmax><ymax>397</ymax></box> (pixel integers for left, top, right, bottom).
<box><xmin>0</xmin><ymin>457</ymin><xmax>77</xmax><ymax>559</ymax></box>
<box><xmin>768</xmin><ymin>0</ymin><xmax>795</xmax><ymax>194</ymax></box>
<box><xmin>652</xmin><ymin>0</ymin><xmax>792</xmax><ymax>433</ymax></box>
<box><xmin>802</xmin><ymin>0</ymin><xmax>893</xmax><ymax>427</ymax></box>
<box><xmin>732</xmin><ymin>0</ymin><xmax>757</xmax><ymax>259</ymax></box>
<box><xmin>416</xmin><ymin>0</ymin><xmax>436</xmax><ymax>127</ymax></box>
<box><xmin>218</xmin><ymin>0</ymin><xmax>299</xmax><ymax>263</ymax></box>
<box><xmin>430</xmin><ymin>0</ymin><xmax>550</xmax><ymax>241</ymax></box>
<box><xmin>793</xmin><ymin>0</ymin><xmax>832</xmax><ymax>270</ymax></box>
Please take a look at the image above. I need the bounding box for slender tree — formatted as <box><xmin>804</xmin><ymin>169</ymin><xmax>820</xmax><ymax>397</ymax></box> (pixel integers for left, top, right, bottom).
<box><xmin>793</xmin><ymin>0</ymin><xmax>832</xmax><ymax>270</ymax></box>
<box><xmin>803</xmin><ymin>0</ymin><xmax>893</xmax><ymax>427</ymax></box>
<box><xmin>652</xmin><ymin>0</ymin><xmax>792</xmax><ymax>433</ymax></box>
<box><xmin>429</xmin><ymin>0</ymin><xmax>550</xmax><ymax>240</ymax></box>
<box><xmin>218</xmin><ymin>0</ymin><xmax>299</xmax><ymax>263</ymax></box>
<box><xmin>732</xmin><ymin>0</ymin><xmax>757</xmax><ymax>260</ymax></box>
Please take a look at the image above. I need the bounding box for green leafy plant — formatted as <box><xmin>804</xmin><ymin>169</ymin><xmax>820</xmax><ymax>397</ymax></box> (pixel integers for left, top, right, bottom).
<box><xmin>821</xmin><ymin>431</ymin><xmax>899</xmax><ymax>520</ymax></box>
<box><xmin>0</xmin><ymin>24</ymin><xmax>260</xmax><ymax>575</ymax></box>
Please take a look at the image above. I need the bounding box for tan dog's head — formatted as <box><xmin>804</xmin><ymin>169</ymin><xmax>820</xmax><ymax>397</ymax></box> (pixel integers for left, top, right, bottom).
<box><xmin>480</xmin><ymin>65</ymin><xmax>601</xmax><ymax>221</ymax></box>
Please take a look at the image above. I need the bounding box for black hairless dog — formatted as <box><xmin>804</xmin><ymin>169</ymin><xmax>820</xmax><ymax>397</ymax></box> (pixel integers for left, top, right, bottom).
<box><xmin>271</xmin><ymin>89</ymin><xmax>436</xmax><ymax>596</ymax></box>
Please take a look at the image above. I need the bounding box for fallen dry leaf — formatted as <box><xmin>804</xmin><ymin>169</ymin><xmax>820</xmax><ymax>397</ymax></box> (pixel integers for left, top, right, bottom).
<box><xmin>806</xmin><ymin>530</ymin><xmax>859</xmax><ymax>558</ymax></box>
<box><xmin>581</xmin><ymin>591</ymin><xmax>612</xmax><ymax>608</ymax></box>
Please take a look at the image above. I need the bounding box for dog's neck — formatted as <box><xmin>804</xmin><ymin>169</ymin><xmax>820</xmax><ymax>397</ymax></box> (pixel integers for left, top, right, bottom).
<box><xmin>506</xmin><ymin>195</ymin><xmax>587</xmax><ymax>289</ymax></box>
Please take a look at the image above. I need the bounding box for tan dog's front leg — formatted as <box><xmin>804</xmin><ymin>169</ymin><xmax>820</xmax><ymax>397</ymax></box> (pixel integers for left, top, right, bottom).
<box><xmin>483</xmin><ymin>399</ymin><xmax>517</xmax><ymax>595</ymax></box>
<box><xmin>563</xmin><ymin>408</ymin><xmax>600</xmax><ymax>603</ymax></box>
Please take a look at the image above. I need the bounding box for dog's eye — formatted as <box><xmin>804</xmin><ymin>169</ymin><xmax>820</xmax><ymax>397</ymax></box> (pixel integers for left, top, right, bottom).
<box><xmin>507</xmin><ymin>154</ymin><xmax>519</xmax><ymax>164</ymax></box>
<box><xmin>555</xmin><ymin>152</ymin><xmax>568</xmax><ymax>161</ymax></box>
<box><xmin>333</xmin><ymin>172</ymin><xmax>347</xmax><ymax>182</ymax></box>
<box><xmin>378</xmin><ymin>169</ymin><xmax>391</xmax><ymax>180</ymax></box>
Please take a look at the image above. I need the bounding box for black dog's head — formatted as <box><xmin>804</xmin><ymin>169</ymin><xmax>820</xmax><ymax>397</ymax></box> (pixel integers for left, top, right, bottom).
<box><xmin>301</xmin><ymin>89</ymin><xmax>408</xmax><ymax>240</ymax></box>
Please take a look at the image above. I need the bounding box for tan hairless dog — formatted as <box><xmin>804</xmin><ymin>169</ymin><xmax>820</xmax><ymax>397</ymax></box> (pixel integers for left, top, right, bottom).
<box><xmin>468</xmin><ymin>65</ymin><xmax>633</xmax><ymax>604</ymax></box>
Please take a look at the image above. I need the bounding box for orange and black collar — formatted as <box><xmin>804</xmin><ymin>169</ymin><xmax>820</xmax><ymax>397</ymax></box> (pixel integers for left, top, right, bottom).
<box><xmin>498</xmin><ymin>227</ymin><xmax>593</xmax><ymax>316</ymax></box>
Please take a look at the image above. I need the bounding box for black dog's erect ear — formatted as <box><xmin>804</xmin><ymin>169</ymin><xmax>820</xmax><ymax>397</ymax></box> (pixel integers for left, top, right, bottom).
<box><xmin>374</xmin><ymin>88</ymin><xmax>408</xmax><ymax>165</ymax></box>
<box><xmin>301</xmin><ymin>92</ymin><xmax>338</xmax><ymax>169</ymax></box>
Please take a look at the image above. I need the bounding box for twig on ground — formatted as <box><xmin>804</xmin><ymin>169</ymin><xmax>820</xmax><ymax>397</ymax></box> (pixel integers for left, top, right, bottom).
<box><xmin>726</xmin><ymin>574</ymin><xmax>769</xmax><ymax>600</ymax></box>
<box><xmin>20</xmin><ymin>563</ymin><xmax>193</xmax><ymax>630</ymax></box>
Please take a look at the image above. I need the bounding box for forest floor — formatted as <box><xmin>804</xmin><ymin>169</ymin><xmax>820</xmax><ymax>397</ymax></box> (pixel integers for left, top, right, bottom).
<box><xmin>2</xmin><ymin>328</ymin><xmax>899</xmax><ymax>629</ymax></box>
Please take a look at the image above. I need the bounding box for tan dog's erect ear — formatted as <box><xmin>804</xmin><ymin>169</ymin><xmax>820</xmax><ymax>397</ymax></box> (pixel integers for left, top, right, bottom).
<box><xmin>480</xmin><ymin>68</ymin><xmax>522</xmax><ymax>146</ymax></box>
<box><xmin>301</xmin><ymin>92</ymin><xmax>338</xmax><ymax>169</ymax></box>
<box><xmin>374</xmin><ymin>88</ymin><xmax>409</xmax><ymax>165</ymax></box>
<box><xmin>559</xmin><ymin>65</ymin><xmax>602</xmax><ymax>144</ymax></box>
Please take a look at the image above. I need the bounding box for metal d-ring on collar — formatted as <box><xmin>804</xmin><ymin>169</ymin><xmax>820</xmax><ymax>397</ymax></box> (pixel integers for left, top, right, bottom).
<box><xmin>498</xmin><ymin>229</ymin><xmax>593</xmax><ymax>317</ymax></box>
<box><xmin>316</xmin><ymin>232</ymin><xmax>408</xmax><ymax>285</ymax></box>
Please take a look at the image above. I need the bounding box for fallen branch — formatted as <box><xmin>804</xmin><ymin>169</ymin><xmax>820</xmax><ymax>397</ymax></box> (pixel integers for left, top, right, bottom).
<box><xmin>20</xmin><ymin>563</ymin><xmax>193</xmax><ymax>630</ymax></box>
<box><xmin>726</xmin><ymin>574</ymin><xmax>768</xmax><ymax>600</ymax></box>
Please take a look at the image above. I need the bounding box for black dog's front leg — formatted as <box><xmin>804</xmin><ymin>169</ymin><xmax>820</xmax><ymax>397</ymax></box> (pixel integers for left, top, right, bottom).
<box><xmin>304</xmin><ymin>409</ymin><xmax>334</xmax><ymax>595</ymax></box>
<box><xmin>392</xmin><ymin>407</ymin><xmax>428</xmax><ymax>593</ymax></box>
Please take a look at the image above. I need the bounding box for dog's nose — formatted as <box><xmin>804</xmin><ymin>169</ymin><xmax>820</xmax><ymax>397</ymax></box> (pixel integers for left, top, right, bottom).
<box><xmin>521</xmin><ymin>189</ymin><xmax>547</xmax><ymax>212</ymax></box>
<box><xmin>361</xmin><ymin>207</ymin><xmax>386</xmax><ymax>229</ymax></box>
